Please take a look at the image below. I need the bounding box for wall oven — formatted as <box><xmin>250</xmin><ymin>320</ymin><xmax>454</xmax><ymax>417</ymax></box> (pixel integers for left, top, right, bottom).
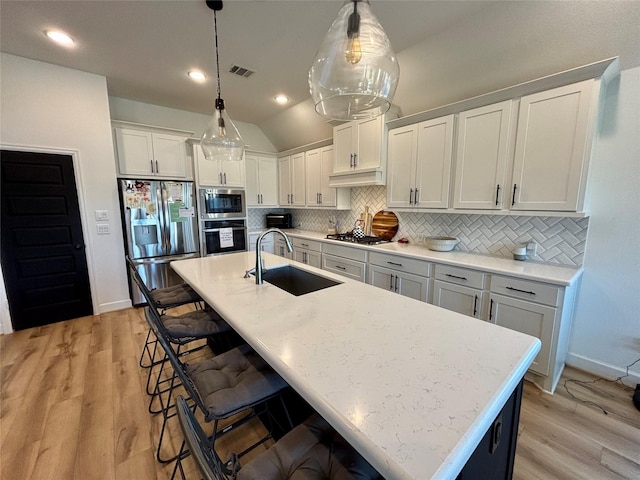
<box><xmin>201</xmin><ymin>219</ymin><xmax>247</xmax><ymax>256</ymax></box>
<box><xmin>198</xmin><ymin>188</ymin><xmax>246</xmax><ymax>219</ymax></box>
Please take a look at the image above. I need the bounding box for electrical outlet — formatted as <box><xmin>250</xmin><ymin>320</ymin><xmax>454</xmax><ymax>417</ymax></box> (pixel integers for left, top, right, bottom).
<box><xmin>526</xmin><ymin>242</ymin><xmax>537</xmax><ymax>256</ymax></box>
<box><xmin>95</xmin><ymin>209</ymin><xmax>109</xmax><ymax>221</ymax></box>
<box><xmin>97</xmin><ymin>224</ymin><xmax>110</xmax><ymax>235</ymax></box>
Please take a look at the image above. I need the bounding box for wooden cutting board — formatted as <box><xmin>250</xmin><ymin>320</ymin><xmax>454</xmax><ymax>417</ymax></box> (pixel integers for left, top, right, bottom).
<box><xmin>371</xmin><ymin>210</ymin><xmax>398</xmax><ymax>240</ymax></box>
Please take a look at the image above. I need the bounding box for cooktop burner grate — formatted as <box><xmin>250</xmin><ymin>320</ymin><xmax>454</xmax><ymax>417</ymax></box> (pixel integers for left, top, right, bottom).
<box><xmin>326</xmin><ymin>233</ymin><xmax>390</xmax><ymax>245</ymax></box>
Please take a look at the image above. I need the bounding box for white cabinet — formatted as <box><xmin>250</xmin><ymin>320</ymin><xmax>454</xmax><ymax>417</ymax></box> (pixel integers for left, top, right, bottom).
<box><xmin>291</xmin><ymin>238</ymin><xmax>322</xmax><ymax>269</ymax></box>
<box><xmin>510</xmin><ymin>80</ymin><xmax>595</xmax><ymax>211</ymax></box>
<box><xmin>305</xmin><ymin>146</ymin><xmax>350</xmax><ymax>209</ymax></box>
<box><xmin>274</xmin><ymin>237</ymin><xmax>293</xmax><ymax>259</ymax></box>
<box><xmin>114</xmin><ymin>125</ymin><xmax>190</xmax><ymax>178</ymax></box>
<box><xmin>387</xmin><ymin>115</ymin><xmax>454</xmax><ymax>209</ymax></box>
<box><xmin>432</xmin><ymin>265</ymin><xmax>487</xmax><ymax>319</ymax></box>
<box><xmin>245</xmin><ymin>153</ymin><xmax>278</xmax><ymax>207</ymax></box>
<box><xmin>322</xmin><ymin>243</ymin><xmax>367</xmax><ymax>282</ymax></box>
<box><xmin>368</xmin><ymin>252</ymin><xmax>431</xmax><ymax>302</ymax></box>
<box><xmin>329</xmin><ymin>115</ymin><xmax>389</xmax><ymax>187</ymax></box>
<box><xmin>193</xmin><ymin>144</ymin><xmax>244</xmax><ymax>188</ymax></box>
<box><xmin>248</xmin><ymin>232</ymin><xmax>274</xmax><ymax>254</ymax></box>
<box><xmin>488</xmin><ymin>274</ymin><xmax>574</xmax><ymax>393</ymax></box>
<box><xmin>278</xmin><ymin>153</ymin><xmax>306</xmax><ymax>207</ymax></box>
<box><xmin>452</xmin><ymin>101</ymin><xmax>514</xmax><ymax>210</ymax></box>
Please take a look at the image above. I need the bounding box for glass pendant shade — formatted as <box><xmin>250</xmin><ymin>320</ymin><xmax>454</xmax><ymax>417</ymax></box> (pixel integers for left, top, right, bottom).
<box><xmin>309</xmin><ymin>0</ymin><xmax>399</xmax><ymax>121</ymax></box>
<box><xmin>201</xmin><ymin>98</ymin><xmax>244</xmax><ymax>162</ymax></box>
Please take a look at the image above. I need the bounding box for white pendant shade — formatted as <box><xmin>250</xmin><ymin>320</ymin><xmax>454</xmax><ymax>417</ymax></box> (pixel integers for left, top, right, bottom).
<box><xmin>309</xmin><ymin>0</ymin><xmax>399</xmax><ymax>121</ymax></box>
<box><xmin>201</xmin><ymin>99</ymin><xmax>244</xmax><ymax>162</ymax></box>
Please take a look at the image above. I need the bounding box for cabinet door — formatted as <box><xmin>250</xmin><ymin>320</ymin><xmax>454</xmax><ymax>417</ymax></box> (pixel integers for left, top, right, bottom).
<box><xmin>245</xmin><ymin>154</ymin><xmax>260</xmax><ymax>206</ymax></box>
<box><xmin>369</xmin><ymin>265</ymin><xmax>395</xmax><ymax>293</ymax></box>
<box><xmin>453</xmin><ymin>101</ymin><xmax>512</xmax><ymax>210</ymax></box>
<box><xmin>432</xmin><ymin>280</ymin><xmax>483</xmax><ymax>319</ymax></box>
<box><xmin>318</xmin><ymin>146</ymin><xmax>337</xmax><ymax>207</ymax></box>
<box><xmin>356</xmin><ymin>116</ymin><xmax>382</xmax><ymax>170</ymax></box>
<box><xmin>489</xmin><ymin>293</ymin><xmax>555</xmax><ymax>376</ymax></box>
<box><xmin>274</xmin><ymin>238</ymin><xmax>293</xmax><ymax>259</ymax></box>
<box><xmin>278</xmin><ymin>156</ymin><xmax>291</xmax><ymax>205</ymax></box>
<box><xmin>258</xmin><ymin>155</ymin><xmax>279</xmax><ymax>207</ymax></box>
<box><xmin>396</xmin><ymin>271</ymin><xmax>429</xmax><ymax>302</ymax></box>
<box><xmin>220</xmin><ymin>159</ymin><xmax>245</xmax><ymax>188</ymax></box>
<box><xmin>194</xmin><ymin>144</ymin><xmax>222</xmax><ymax>186</ymax></box>
<box><xmin>290</xmin><ymin>152</ymin><xmax>306</xmax><ymax>207</ymax></box>
<box><xmin>333</xmin><ymin>122</ymin><xmax>356</xmax><ymax>172</ymax></box>
<box><xmin>305</xmin><ymin>148</ymin><xmax>322</xmax><ymax>205</ymax></box>
<box><xmin>511</xmin><ymin>80</ymin><xmax>594</xmax><ymax>211</ymax></box>
<box><xmin>115</xmin><ymin>127</ymin><xmax>155</xmax><ymax>176</ymax></box>
<box><xmin>415</xmin><ymin>115</ymin><xmax>454</xmax><ymax>208</ymax></box>
<box><xmin>152</xmin><ymin>133</ymin><xmax>187</xmax><ymax>178</ymax></box>
<box><xmin>294</xmin><ymin>249</ymin><xmax>321</xmax><ymax>268</ymax></box>
<box><xmin>387</xmin><ymin>124</ymin><xmax>417</xmax><ymax>208</ymax></box>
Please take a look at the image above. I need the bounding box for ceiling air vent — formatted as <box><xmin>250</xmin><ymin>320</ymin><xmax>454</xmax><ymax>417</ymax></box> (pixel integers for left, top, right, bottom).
<box><xmin>229</xmin><ymin>65</ymin><xmax>255</xmax><ymax>78</ymax></box>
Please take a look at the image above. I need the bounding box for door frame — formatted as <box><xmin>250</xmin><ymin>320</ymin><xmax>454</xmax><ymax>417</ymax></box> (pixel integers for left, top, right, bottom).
<box><xmin>0</xmin><ymin>143</ymin><xmax>98</xmax><ymax>333</ymax></box>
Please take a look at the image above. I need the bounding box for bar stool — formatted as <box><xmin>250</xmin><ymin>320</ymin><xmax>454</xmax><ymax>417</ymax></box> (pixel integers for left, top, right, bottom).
<box><xmin>147</xmin><ymin>305</ymin><xmax>291</xmax><ymax>464</ymax></box>
<box><xmin>172</xmin><ymin>395</ymin><xmax>382</xmax><ymax>480</ymax></box>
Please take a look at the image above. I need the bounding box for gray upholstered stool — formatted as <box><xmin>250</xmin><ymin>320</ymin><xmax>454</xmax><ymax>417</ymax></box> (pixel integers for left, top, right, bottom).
<box><xmin>172</xmin><ymin>395</ymin><xmax>381</xmax><ymax>480</ymax></box>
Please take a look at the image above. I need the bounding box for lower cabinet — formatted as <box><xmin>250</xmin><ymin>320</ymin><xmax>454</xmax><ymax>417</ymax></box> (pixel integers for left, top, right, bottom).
<box><xmin>248</xmin><ymin>232</ymin><xmax>274</xmax><ymax>254</ymax></box>
<box><xmin>291</xmin><ymin>238</ymin><xmax>322</xmax><ymax>268</ymax></box>
<box><xmin>322</xmin><ymin>243</ymin><xmax>367</xmax><ymax>282</ymax></box>
<box><xmin>274</xmin><ymin>237</ymin><xmax>293</xmax><ymax>259</ymax></box>
<box><xmin>432</xmin><ymin>265</ymin><xmax>486</xmax><ymax>319</ymax></box>
<box><xmin>368</xmin><ymin>252</ymin><xmax>430</xmax><ymax>302</ymax></box>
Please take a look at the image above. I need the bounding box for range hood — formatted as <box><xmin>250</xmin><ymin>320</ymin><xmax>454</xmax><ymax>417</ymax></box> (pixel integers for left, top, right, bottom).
<box><xmin>328</xmin><ymin>167</ymin><xmax>386</xmax><ymax>187</ymax></box>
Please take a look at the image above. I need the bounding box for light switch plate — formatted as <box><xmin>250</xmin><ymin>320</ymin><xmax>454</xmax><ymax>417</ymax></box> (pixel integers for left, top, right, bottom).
<box><xmin>97</xmin><ymin>224</ymin><xmax>110</xmax><ymax>235</ymax></box>
<box><xmin>95</xmin><ymin>210</ymin><xmax>109</xmax><ymax>221</ymax></box>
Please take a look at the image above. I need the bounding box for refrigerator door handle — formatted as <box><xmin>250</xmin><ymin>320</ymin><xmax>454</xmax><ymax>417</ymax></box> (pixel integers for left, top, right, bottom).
<box><xmin>158</xmin><ymin>182</ymin><xmax>170</xmax><ymax>254</ymax></box>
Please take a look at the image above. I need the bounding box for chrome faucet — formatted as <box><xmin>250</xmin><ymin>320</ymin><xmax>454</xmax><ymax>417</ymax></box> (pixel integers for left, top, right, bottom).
<box><xmin>255</xmin><ymin>228</ymin><xmax>293</xmax><ymax>284</ymax></box>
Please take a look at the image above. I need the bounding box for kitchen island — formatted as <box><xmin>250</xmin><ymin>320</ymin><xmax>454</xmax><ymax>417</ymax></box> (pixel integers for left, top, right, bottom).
<box><xmin>172</xmin><ymin>251</ymin><xmax>541</xmax><ymax>479</ymax></box>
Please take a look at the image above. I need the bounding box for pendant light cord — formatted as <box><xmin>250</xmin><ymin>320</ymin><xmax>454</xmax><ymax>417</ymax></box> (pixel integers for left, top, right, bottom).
<box><xmin>213</xmin><ymin>9</ymin><xmax>222</xmax><ymax>102</ymax></box>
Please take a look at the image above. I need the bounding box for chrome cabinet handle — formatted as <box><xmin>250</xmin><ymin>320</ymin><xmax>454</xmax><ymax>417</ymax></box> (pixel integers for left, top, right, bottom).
<box><xmin>155</xmin><ymin>160</ymin><xmax>159</xmax><ymax>174</ymax></box>
<box><xmin>353</xmin><ymin>153</ymin><xmax>357</xmax><ymax>166</ymax></box>
<box><xmin>287</xmin><ymin>194</ymin><xmax>291</xmax><ymax>204</ymax></box>
<box><xmin>219</xmin><ymin>172</ymin><xmax>223</xmax><ymax>184</ymax></box>
<box><xmin>415</xmin><ymin>188</ymin><xmax>419</xmax><ymax>204</ymax></box>
<box><xmin>409</xmin><ymin>188</ymin><xmax>414</xmax><ymax>205</ymax></box>
<box><xmin>223</xmin><ymin>172</ymin><xmax>227</xmax><ymax>184</ymax></box>
<box><xmin>394</xmin><ymin>274</ymin><xmax>399</xmax><ymax>292</ymax></box>
<box><xmin>150</xmin><ymin>160</ymin><xmax>154</xmax><ymax>173</ymax></box>
<box><xmin>506</xmin><ymin>286</ymin><xmax>536</xmax><ymax>296</ymax></box>
<box><xmin>349</xmin><ymin>153</ymin><xmax>354</xmax><ymax>168</ymax></box>
<box><xmin>389</xmin><ymin>274</ymin><xmax>394</xmax><ymax>290</ymax></box>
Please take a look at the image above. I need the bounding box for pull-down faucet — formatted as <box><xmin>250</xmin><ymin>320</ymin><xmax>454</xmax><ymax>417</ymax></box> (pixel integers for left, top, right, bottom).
<box><xmin>255</xmin><ymin>228</ymin><xmax>293</xmax><ymax>284</ymax></box>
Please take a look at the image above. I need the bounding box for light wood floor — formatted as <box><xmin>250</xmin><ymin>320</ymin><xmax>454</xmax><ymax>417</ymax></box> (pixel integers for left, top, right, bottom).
<box><xmin>1</xmin><ymin>307</ymin><xmax>639</xmax><ymax>479</ymax></box>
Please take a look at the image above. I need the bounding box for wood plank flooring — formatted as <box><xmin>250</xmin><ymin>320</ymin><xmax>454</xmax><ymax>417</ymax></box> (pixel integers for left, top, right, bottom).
<box><xmin>1</xmin><ymin>307</ymin><xmax>639</xmax><ymax>479</ymax></box>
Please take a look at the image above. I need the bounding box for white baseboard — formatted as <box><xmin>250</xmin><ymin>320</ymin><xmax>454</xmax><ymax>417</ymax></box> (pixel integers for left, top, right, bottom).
<box><xmin>566</xmin><ymin>352</ymin><xmax>640</xmax><ymax>387</ymax></box>
<box><xmin>98</xmin><ymin>299</ymin><xmax>132</xmax><ymax>314</ymax></box>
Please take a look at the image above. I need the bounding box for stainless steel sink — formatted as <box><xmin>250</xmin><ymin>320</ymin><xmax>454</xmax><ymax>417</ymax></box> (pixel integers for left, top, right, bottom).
<box><xmin>256</xmin><ymin>265</ymin><xmax>342</xmax><ymax>296</ymax></box>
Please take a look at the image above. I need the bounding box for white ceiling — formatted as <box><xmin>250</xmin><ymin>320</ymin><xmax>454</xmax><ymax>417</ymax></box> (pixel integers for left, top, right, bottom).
<box><xmin>2</xmin><ymin>1</ymin><xmax>639</xmax><ymax>151</ymax></box>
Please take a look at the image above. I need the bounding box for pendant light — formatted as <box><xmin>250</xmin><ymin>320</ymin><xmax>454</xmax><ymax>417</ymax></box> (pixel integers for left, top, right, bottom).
<box><xmin>201</xmin><ymin>0</ymin><xmax>244</xmax><ymax>162</ymax></box>
<box><xmin>309</xmin><ymin>0</ymin><xmax>399</xmax><ymax>121</ymax></box>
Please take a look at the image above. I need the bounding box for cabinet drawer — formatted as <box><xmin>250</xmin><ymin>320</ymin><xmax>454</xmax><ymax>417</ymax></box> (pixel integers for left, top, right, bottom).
<box><xmin>322</xmin><ymin>243</ymin><xmax>367</xmax><ymax>262</ymax></box>
<box><xmin>434</xmin><ymin>264</ymin><xmax>485</xmax><ymax>289</ymax></box>
<box><xmin>368</xmin><ymin>252</ymin><xmax>431</xmax><ymax>277</ymax></box>
<box><xmin>291</xmin><ymin>237</ymin><xmax>322</xmax><ymax>252</ymax></box>
<box><xmin>490</xmin><ymin>275</ymin><xmax>561</xmax><ymax>307</ymax></box>
<box><xmin>322</xmin><ymin>254</ymin><xmax>366</xmax><ymax>282</ymax></box>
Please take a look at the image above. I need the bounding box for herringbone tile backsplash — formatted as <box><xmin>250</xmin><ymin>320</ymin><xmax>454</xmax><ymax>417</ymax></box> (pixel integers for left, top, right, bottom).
<box><xmin>248</xmin><ymin>186</ymin><xmax>588</xmax><ymax>267</ymax></box>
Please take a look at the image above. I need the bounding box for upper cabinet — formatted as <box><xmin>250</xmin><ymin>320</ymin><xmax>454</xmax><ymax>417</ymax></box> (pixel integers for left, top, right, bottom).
<box><xmin>387</xmin><ymin>115</ymin><xmax>454</xmax><ymax>209</ymax></box>
<box><xmin>305</xmin><ymin>146</ymin><xmax>350</xmax><ymax>209</ymax></box>
<box><xmin>245</xmin><ymin>152</ymin><xmax>278</xmax><ymax>207</ymax></box>
<box><xmin>278</xmin><ymin>153</ymin><xmax>306</xmax><ymax>207</ymax></box>
<box><xmin>113</xmin><ymin>123</ymin><xmax>192</xmax><ymax>179</ymax></box>
<box><xmin>452</xmin><ymin>101</ymin><xmax>514</xmax><ymax>210</ymax></box>
<box><xmin>510</xmin><ymin>80</ymin><xmax>595</xmax><ymax>212</ymax></box>
<box><xmin>193</xmin><ymin>143</ymin><xmax>244</xmax><ymax>188</ymax></box>
<box><xmin>330</xmin><ymin>113</ymin><xmax>396</xmax><ymax>187</ymax></box>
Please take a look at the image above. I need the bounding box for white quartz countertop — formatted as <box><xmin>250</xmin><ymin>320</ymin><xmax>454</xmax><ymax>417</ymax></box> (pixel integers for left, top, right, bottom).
<box><xmin>172</xmin><ymin>252</ymin><xmax>541</xmax><ymax>480</ymax></box>
<box><xmin>265</xmin><ymin>229</ymin><xmax>582</xmax><ymax>286</ymax></box>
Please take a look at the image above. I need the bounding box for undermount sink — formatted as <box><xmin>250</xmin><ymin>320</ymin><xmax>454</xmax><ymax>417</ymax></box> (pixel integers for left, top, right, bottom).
<box><xmin>256</xmin><ymin>265</ymin><xmax>342</xmax><ymax>296</ymax></box>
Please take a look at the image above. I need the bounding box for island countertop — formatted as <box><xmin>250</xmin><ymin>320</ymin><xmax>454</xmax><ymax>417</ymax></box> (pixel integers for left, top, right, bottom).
<box><xmin>172</xmin><ymin>252</ymin><xmax>541</xmax><ymax>479</ymax></box>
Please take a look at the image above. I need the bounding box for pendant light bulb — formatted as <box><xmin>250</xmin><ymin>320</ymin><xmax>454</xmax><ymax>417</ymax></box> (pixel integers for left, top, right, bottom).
<box><xmin>200</xmin><ymin>1</ymin><xmax>244</xmax><ymax>162</ymax></box>
<box><xmin>309</xmin><ymin>0</ymin><xmax>399</xmax><ymax>121</ymax></box>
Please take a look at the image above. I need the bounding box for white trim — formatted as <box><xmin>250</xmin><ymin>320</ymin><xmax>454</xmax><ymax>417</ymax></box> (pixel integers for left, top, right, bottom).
<box><xmin>99</xmin><ymin>299</ymin><xmax>132</xmax><ymax>313</ymax></box>
<box><xmin>0</xmin><ymin>143</ymin><xmax>99</xmax><ymax>329</ymax></box>
<box><xmin>566</xmin><ymin>352</ymin><xmax>640</xmax><ymax>387</ymax></box>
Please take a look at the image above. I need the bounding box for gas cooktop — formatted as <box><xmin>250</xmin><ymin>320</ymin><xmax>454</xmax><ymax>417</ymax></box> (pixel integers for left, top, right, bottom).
<box><xmin>326</xmin><ymin>233</ymin><xmax>390</xmax><ymax>245</ymax></box>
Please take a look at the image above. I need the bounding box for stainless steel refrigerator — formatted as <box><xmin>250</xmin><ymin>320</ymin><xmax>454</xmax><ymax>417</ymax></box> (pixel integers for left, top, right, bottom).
<box><xmin>119</xmin><ymin>179</ymin><xmax>199</xmax><ymax>305</ymax></box>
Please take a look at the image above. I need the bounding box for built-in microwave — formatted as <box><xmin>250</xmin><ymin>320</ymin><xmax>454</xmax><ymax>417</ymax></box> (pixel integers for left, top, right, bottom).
<box><xmin>198</xmin><ymin>188</ymin><xmax>245</xmax><ymax>219</ymax></box>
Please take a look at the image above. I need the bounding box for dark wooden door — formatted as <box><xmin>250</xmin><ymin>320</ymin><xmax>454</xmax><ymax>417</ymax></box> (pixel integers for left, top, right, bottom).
<box><xmin>1</xmin><ymin>150</ymin><xmax>93</xmax><ymax>330</ymax></box>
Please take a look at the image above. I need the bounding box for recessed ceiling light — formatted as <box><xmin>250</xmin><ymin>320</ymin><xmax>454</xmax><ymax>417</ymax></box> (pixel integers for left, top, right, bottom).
<box><xmin>188</xmin><ymin>70</ymin><xmax>207</xmax><ymax>82</ymax></box>
<box><xmin>274</xmin><ymin>95</ymin><xmax>289</xmax><ymax>104</ymax></box>
<box><xmin>45</xmin><ymin>30</ymin><xmax>74</xmax><ymax>47</ymax></box>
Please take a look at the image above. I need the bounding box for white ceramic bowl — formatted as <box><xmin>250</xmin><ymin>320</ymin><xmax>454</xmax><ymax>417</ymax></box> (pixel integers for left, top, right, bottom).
<box><xmin>424</xmin><ymin>236</ymin><xmax>460</xmax><ymax>252</ymax></box>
